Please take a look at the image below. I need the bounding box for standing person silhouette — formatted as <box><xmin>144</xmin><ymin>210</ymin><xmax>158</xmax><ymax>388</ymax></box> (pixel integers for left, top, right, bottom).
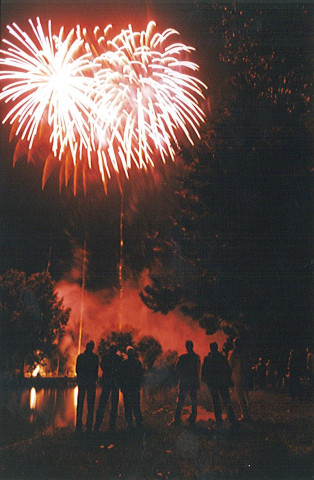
<box><xmin>228</xmin><ymin>337</ymin><xmax>251</xmax><ymax>422</ymax></box>
<box><xmin>202</xmin><ymin>342</ymin><xmax>237</xmax><ymax>428</ymax></box>
<box><xmin>255</xmin><ymin>357</ymin><xmax>266</xmax><ymax>389</ymax></box>
<box><xmin>94</xmin><ymin>344</ymin><xmax>123</xmax><ymax>432</ymax></box>
<box><xmin>120</xmin><ymin>346</ymin><xmax>144</xmax><ymax>430</ymax></box>
<box><xmin>287</xmin><ymin>348</ymin><xmax>304</xmax><ymax>400</ymax></box>
<box><xmin>306</xmin><ymin>347</ymin><xmax>314</xmax><ymax>399</ymax></box>
<box><xmin>172</xmin><ymin>340</ymin><xmax>201</xmax><ymax>426</ymax></box>
<box><xmin>75</xmin><ymin>340</ymin><xmax>99</xmax><ymax>433</ymax></box>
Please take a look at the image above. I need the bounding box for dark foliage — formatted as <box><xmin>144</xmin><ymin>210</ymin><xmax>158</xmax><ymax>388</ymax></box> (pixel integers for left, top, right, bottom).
<box><xmin>0</xmin><ymin>269</ymin><xmax>70</xmax><ymax>375</ymax></box>
<box><xmin>137</xmin><ymin>335</ymin><xmax>162</xmax><ymax>370</ymax></box>
<box><xmin>141</xmin><ymin>5</ymin><xmax>313</xmax><ymax>355</ymax></box>
<box><xmin>97</xmin><ymin>329</ymin><xmax>137</xmax><ymax>358</ymax></box>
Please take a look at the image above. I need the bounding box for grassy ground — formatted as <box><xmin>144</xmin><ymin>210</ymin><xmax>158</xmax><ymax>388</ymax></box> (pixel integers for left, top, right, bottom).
<box><xmin>0</xmin><ymin>387</ymin><xmax>313</xmax><ymax>480</ymax></box>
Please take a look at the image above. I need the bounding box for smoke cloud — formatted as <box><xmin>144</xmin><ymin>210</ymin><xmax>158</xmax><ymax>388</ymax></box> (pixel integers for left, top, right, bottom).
<box><xmin>56</xmin><ymin>261</ymin><xmax>227</xmax><ymax>372</ymax></box>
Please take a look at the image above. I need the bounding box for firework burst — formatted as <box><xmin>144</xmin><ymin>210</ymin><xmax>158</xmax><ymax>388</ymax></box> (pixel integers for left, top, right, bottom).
<box><xmin>0</xmin><ymin>19</ymin><xmax>207</xmax><ymax>193</ymax></box>
<box><xmin>0</xmin><ymin>19</ymin><xmax>94</xmax><ymax>162</ymax></box>
<box><xmin>91</xmin><ymin>21</ymin><xmax>207</xmax><ymax>181</ymax></box>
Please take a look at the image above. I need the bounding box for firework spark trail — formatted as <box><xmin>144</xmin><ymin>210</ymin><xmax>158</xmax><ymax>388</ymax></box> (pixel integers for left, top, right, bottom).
<box><xmin>0</xmin><ymin>18</ymin><xmax>95</xmax><ymax>162</ymax></box>
<box><xmin>0</xmin><ymin>19</ymin><xmax>207</xmax><ymax>192</ymax></box>
<box><xmin>92</xmin><ymin>21</ymin><xmax>207</xmax><ymax>181</ymax></box>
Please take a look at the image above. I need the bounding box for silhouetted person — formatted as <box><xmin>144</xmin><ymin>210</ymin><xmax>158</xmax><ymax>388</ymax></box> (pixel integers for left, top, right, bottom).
<box><xmin>94</xmin><ymin>344</ymin><xmax>123</xmax><ymax>432</ymax></box>
<box><xmin>228</xmin><ymin>337</ymin><xmax>251</xmax><ymax>422</ymax></box>
<box><xmin>202</xmin><ymin>342</ymin><xmax>237</xmax><ymax>428</ymax></box>
<box><xmin>265</xmin><ymin>359</ymin><xmax>275</xmax><ymax>388</ymax></box>
<box><xmin>76</xmin><ymin>340</ymin><xmax>99</xmax><ymax>432</ymax></box>
<box><xmin>255</xmin><ymin>357</ymin><xmax>266</xmax><ymax>389</ymax></box>
<box><xmin>306</xmin><ymin>347</ymin><xmax>314</xmax><ymax>399</ymax></box>
<box><xmin>287</xmin><ymin>348</ymin><xmax>304</xmax><ymax>399</ymax></box>
<box><xmin>120</xmin><ymin>346</ymin><xmax>144</xmax><ymax>429</ymax></box>
<box><xmin>172</xmin><ymin>340</ymin><xmax>200</xmax><ymax>426</ymax></box>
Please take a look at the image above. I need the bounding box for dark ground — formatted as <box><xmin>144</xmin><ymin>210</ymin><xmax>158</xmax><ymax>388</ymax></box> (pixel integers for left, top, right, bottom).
<box><xmin>0</xmin><ymin>387</ymin><xmax>313</xmax><ymax>480</ymax></box>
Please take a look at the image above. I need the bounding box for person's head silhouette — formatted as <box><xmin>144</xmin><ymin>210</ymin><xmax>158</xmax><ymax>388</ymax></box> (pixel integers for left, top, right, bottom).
<box><xmin>210</xmin><ymin>342</ymin><xmax>218</xmax><ymax>352</ymax></box>
<box><xmin>109</xmin><ymin>344</ymin><xmax>118</xmax><ymax>355</ymax></box>
<box><xmin>86</xmin><ymin>340</ymin><xmax>95</xmax><ymax>352</ymax></box>
<box><xmin>233</xmin><ymin>337</ymin><xmax>243</xmax><ymax>350</ymax></box>
<box><xmin>126</xmin><ymin>346</ymin><xmax>135</xmax><ymax>358</ymax></box>
<box><xmin>186</xmin><ymin>340</ymin><xmax>194</xmax><ymax>353</ymax></box>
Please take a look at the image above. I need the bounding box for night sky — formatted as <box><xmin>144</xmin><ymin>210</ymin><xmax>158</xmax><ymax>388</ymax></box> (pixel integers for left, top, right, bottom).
<box><xmin>0</xmin><ymin>1</ymin><xmax>219</xmax><ymax>283</ymax></box>
<box><xmin>0</xmin><ymin>0</ymin><xmax>312</xmax><ymax>307</ymax></box>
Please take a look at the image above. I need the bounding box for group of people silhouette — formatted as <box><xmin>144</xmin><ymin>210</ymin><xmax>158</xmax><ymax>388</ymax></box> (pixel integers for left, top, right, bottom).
<box><xmin>171</xmin><ymin>338</ymin><xmax>251</xmax><ymax>428</ymax></box>
<box><xmin>75</xmin><ymin>337</ymin><xmax>251</xmax><ymax>433</ymax></box>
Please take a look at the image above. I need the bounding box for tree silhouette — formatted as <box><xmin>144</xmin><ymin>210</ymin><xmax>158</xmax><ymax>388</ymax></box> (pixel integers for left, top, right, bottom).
<box><xmin>137</xmin><ymin>336</ymin><xmax>162</xmax><ymax>370</ymax></box>
<box><xmin>0</xmin><ymin>269</ymin><xmax>70</xmax><ymax>375</ymax></box>
<box><xmin>141</xmin><ymin>5</ymin><xmax>313</xmax><ymax>354</ymax></box>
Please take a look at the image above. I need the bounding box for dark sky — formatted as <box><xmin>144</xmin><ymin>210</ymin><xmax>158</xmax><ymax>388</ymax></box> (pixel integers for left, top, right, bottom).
<box><xmin>0</xmin><ymin>1</ymin><xmax>312</xmax><ymax>295</ymax></box>
<box><xmin>0</xmin><ymin>1</ymin><xmax>221</xmax><ymax>285</ymax></box>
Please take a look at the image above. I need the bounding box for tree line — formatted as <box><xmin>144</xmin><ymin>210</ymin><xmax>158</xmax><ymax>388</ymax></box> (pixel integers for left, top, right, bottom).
<box><xmin>0</xmin><ymin>270</ymin><xmax>165</xmax><ymax>377</ymax></box>
<box><xmin>140</xmin><ymin>5</ymin><xmax>313</xmax><ymax>357</ymax></box>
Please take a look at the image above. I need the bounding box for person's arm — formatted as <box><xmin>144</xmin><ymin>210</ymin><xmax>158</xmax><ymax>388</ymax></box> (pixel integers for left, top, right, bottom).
<box><xmin>223</xmin><ymin>356</ymin><xmax>232</xmax><ymax>385</ymax></box>
<box><xmin>228</xmin><ymin>351</ymin><xmax>234</xmax><ymax>370</ymax></box>
<box><xmin>176</xmin><ymin>356</ymin><xmax>182</xmax><ymax>378</ymax></box>
<box><xmin>76</xmin><ymin>355</ymin><xmax>81</xmax><ymax>377</ymax></box>
<box><xmin>119</xmin><ymin>362</ymin><xmax>125</xmax><ymax>391</ymax></box>
<box><xmin>135</xmin><ymin>360</ymin><xmax>144</xmax><ymax>386</ymax></box>
<box><xmin>92</xmin><ymin>355</ymin><xmax>99</xmax><ymax>382</ymax></box>
<box><xmin>197</xmin><ymin>355</ymin><xmax>201</xmax><ymax>385</ymax></box>
<box><xmin>197</xmin><ymin>355</ymin><xmax>201</xmax><ymax>375</ymax></box>
<box><xmin>203</xmin><ymin>356</ymin><xmax>213</xmax><ymax>384</ymax></box>
<box><xmin>100</xmin><ymin>357</ymin><xmax>106</xmax><ymax>373</ymax></box>
<box><xmin>115</xmin><ymin>358</ymin><xmax>123</xmax><ymax>388</ymax></box>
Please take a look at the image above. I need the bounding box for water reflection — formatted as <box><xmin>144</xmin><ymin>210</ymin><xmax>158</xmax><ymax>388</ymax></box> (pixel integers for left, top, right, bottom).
<box><xmin>73</xmin><ymin>385</ymin><xmax>78</xmax><ymax>408</ymax></box>
<box><xmin>1</xmin><ymin>385</ymin><xmax>131</xmax><ymax>430</ymax></box>
<box><xmin>0</xmin><ymin>386</ymin><xmax>105</xmax><ymax>428</ymax></box>
<box><xmin>30</xmin><ymin>387</ymin><xmax>36</xmax><ymax>410</ymax></box>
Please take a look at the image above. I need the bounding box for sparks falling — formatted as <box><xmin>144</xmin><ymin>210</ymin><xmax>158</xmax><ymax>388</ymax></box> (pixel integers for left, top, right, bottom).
<box><xmin>91</xmin><ymin>21</ymin><xmax>207</xmax><ymax>182</ymax></box>
<box><xmin>0</xmin><ymin>19</ymin><xmax>207</xmax><ymax>192</ymax></box>
<box><xmin>0</xmin><ymin>19</ymin><xmax>94</xmax><ymax>162</ymax></box>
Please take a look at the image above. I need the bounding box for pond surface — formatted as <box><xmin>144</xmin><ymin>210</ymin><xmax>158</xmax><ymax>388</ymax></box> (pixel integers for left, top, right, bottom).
<box><xmin>1</xmin><ymin>386</ymin><xmax>124</xmax><ymax>428</ymax></box>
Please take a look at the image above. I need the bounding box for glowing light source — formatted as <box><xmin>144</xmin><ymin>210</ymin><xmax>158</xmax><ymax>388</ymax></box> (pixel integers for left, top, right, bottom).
<box><xmin>73</xmin><ymin>385</ymin><xmax>78</xmax><ymax>408</ymax></box>
<box><xmin>30</xmin><ymin>387</ymin><xmax>36</xmax><ymax>410</ymax></box>
<box><xmin>0</xmin><ymin>19</ymin><xmax>94</xmax><ymax>158</ymax></box>
<box><xmin>32</xmin><ymin>365</ymin><xmax>40</xmax><ymax>377</ymax></box>
<box><xmin>91</xmin><ymin>21</ymin><xmax>207</xmax><ymax>183</ymax></box>
<box><xmin>0</xmin><ymin>19</ymin><xmax>207</xmax><ymax>192</ymax></box>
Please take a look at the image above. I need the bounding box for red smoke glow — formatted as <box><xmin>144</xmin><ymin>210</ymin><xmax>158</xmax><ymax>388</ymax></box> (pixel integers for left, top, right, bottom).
<box><xmin>56</xmin><ymin>270</ymin><xmax>226</xmax><ymax>373</ymax></box>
